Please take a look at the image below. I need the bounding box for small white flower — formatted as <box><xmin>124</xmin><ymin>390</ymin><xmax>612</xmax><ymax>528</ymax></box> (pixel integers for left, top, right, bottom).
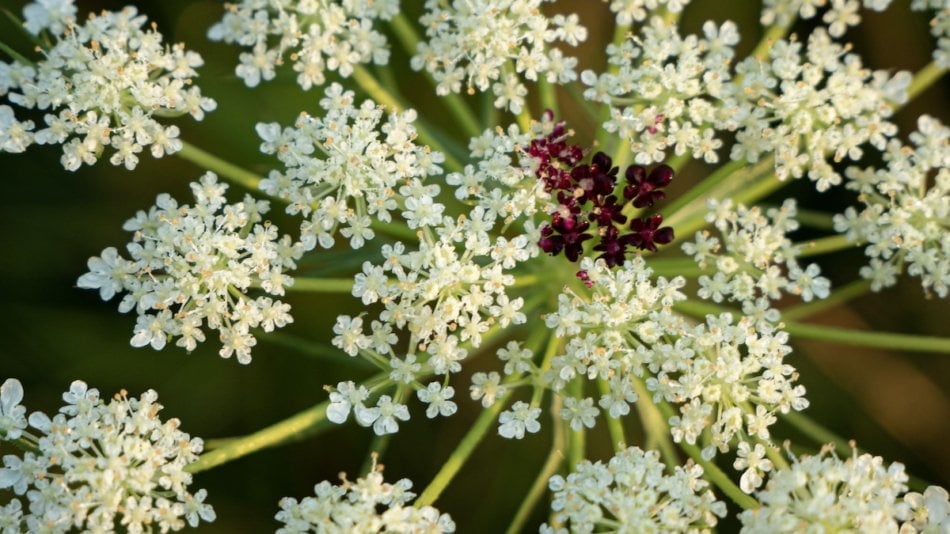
<box><xmin>498</xmin><ymin>401</ymin><xmax>541</xmax><ymax>439</ymax></box>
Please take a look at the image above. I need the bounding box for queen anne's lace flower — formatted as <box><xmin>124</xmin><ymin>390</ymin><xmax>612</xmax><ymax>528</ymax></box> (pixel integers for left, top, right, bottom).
<box><xmin>542</xmin><ymin>446</ymin><xmax>726</xmax><ymax>533</ymax></box>
<box><xmin>275</xmin><ymin>464</ymin><xmax>454</xmax><ymax>533</ymax></box>
<box><xmin>835</xmin><ymin>115</ymin><xmax>949</xmax><ymax>297</ymax></box>
<box><xmin>684</xmin><ymin>199</ymin><xmax>831</xmax><ymax>322</ymax></box>
<box><xmin>738</xmin><ymin>447</ymin><xmax>941</xmax><ymax>533</ymax></box>
<box><xmin>77</xmin><ymin>172</ymin><xmax>304</xmax><ymax>364</ymax></box>
<box><xmin>583</xmin><ymin>14</ymin><xmax>910</xmax><ymax>191</ymax></box>
<box><xmin>258</xmin><ymin>83</ymin><xmax>444</xmax><ymax>250</ymax></box>
<box><xmin>208</xmin><ymin>0</ymin><xmax>397</xmax><ymax>90</ymax></box>
<box><xmin>0</xmin><ymin>0</ymin><xmax>216</xmax><ymax>170</ymax></box>
<box><xmin>544</xmin><ymin>257</ymin><xmax>807</xmax><ymax>485</ymax></box>
<box><xmin>0</xmin><ymin>378</ymin><xmax>215</xmax><ymax>532</ymax></box>
<box><xmin>412</xmin><ymin>0</ymin><xmax>584</xmax><ymax>112</ymax></box>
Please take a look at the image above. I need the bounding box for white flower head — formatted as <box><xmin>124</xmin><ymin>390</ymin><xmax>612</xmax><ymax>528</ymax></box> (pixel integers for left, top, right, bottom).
<box><xmin>276</xmin><ymin>462</ymin><xmax>454</xmax><ymax>533</ymax></box>
<box><xmin>1</xmin><ymin>2</ymin><xmax>215</xmax><ymax>170</ymax></box>
<box><xmin>545</xmin><ymin>446</ymin><xmax>726</xmax><ymax>532</ymax></box>
<box><xmin>77</xmin><ymin>172</ymin><xmax>304</xmax><ymax>364</ymax></box>
<box><xmin>209</xmin><ymin>0</ymin><xmax>398</xmax><ymax>90</ymax></box>
<box><xmin>0</xmin><ymin>378</ymin><xmax>214</xmax><ymax>532</ymax></box>
<box><xmin>412</xmin><ymin>0</ymin><xmax>584</xmax><ymax>112</ymax></box>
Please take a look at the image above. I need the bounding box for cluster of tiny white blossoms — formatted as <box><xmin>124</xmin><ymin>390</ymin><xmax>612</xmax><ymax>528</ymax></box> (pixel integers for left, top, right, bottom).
<box><xmin>684</xmin><ymin>199</ymin><xmax>831</xmax><ymax>325</ymax></box>
<box><xmin>208</xmin><ymin>0</ymin><xmax>397</xmax><ymax>90</ymax></box>
<box><xmin>739</xmin><ymin>446</ymin><xmax>950</xmax><ymax>533</ymax></box>
<box><xmin>258</xmin><ymin>83</ymin><xmax>445</xmax><ymax>250</ymax></box>
<box><xmin>911</xmin><ymin>0</ymin><xmax>950</xmax><ymax>69</ymax></box>
<box><xmin>0</xmin><ymin>0</ymin><xmax>216</xmax><ymax>171</ymax></box>
<box><xmin>603</xmin><ymin>0</ymin><xmax>691</xmax><ymax>24</ymax></box>
<box><xmin>541</xmin><ymin>446</ymin><xmax>726</xmax><ymax>533</ymax></box>
<box><xmin>835</xmin><ymin>115</ymin><xmax>950</xmax><ymax>297</ymax></box>
<box><xmin>327</xmin><ymin>208</ymin><xmax>536</xmax><ymax>434</ymax></box>
<box><xmin>446</xmin><ymin>118</ymin><xmax>558</xmax><ymax>224</ymax></box>
<box><xmin>412</xmin><ymin>0</ymin><xmax>585</xmax><ymax>113</ymax></box>
<box><xmin>0</xmin><ymin>378</ymin><xmax>215</xmax><ymax>532</ymax></box>
<box><xmin>77</xmin><ymin>172</ymin><xmax>304</xmax><ymax>364</ymax></box>
<box><xmin>582</xmin><ymin>7</ymin><xmax>911</xmax><ymax>191</ymax></box>
<box><xmin>762</xmin><ymin>0</ymin><xmax>894</xmax><ymax>36</ymax></box>
<box><xmin>275</xmin><ymin>462</ymin><xmax>454</xmax><ymax>533</ymax></box>
<box><xmin>545</xmin><ymin>257</ymin><xmax>808</xmax><ymax>490</ymax></box>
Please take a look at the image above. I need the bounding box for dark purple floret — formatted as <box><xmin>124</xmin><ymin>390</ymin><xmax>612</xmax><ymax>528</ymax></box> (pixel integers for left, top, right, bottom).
<box><xmin>526</xmin><ymin>114</ymin><xmax>678</xmax><ymax>270</ymax></box>
<box><xmin>576</xmin><ymin>269</ymin><xmax>594</xmax><ymax>288</ymax></box>
<box><xmin>627</xmin><ymin>214</ymin><xmax>675</xmax><ymax>252</ymax></box>
<box><xmin>624</xmin><ymin>164</ymin><xmax>674</xmax><ymax>208</ymax></box>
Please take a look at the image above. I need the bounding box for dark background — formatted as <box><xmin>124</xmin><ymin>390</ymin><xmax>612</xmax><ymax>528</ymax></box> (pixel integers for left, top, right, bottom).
<box><xmin>0</xmin><ymin>0</ymin><xmax>947</xmax><ymax>530</ymax></box>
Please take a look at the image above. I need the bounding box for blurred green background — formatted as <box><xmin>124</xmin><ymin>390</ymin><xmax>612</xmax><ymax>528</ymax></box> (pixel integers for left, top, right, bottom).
<box><xmin>0</xmin><ymin>0</ymin><xmax>948</xmax><ymax>531</ymax></box>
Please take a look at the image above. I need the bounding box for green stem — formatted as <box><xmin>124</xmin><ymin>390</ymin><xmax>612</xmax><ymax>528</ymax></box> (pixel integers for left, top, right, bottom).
<box><xmin>388</xmin><ymin>13</ymin><xmax>481</xmax><ymax>138</ymax></box>
<box><xmin>351</xmin><ymin>65</ymin><xmax>463</xmax><ymax>172</ymax></box>
<box><xmin>797</xmin><ymin>234</ymin><xmax>858</xmax><ymax>258</ymax></box>
<box><xmin>789</xmin><ymin>208</ymin><xmax>836</xmax><ymax>231</ymax></box>
<box><xmin>567</xmin><ymin>381</ymin><xmax>586</xmax><ymax>469</ymax></box>
<box><xmin>506</xmin><ymin>395</ymin><xmax>566</xmax><ymax>534</ymax></box>
<box><xmin>647</xmin><ymin>257</ymin><xmax>704</xmax><ymax>278</ymax></box>
<box><xmin>783</xmin><ymin>322</ymin><xmax>950</xmax><ymax>353</ymax></box>
<box><xmin>414</xmin><ymin>391</ymin><xmax>510</xmax><ymax>507</ymax></box>
<box><xmin>782</xmin><ymin>280</ymin><xmax>872</xmax><ymax>321</ymax></box>
<box><xmin>289</xmin><ymin>277</ymin><xmax>354</xmax><ymax>293</ymax></box>
<box><xmin>664</xmin><ymin>158</ymin><xmax>761</xmax><ymax>228</ymax></box>
<box><xmin>177</xmin><ymin>141</ymin><xmax>261</xmax><ymax>191</ymax></box>
<box><xmin>905</xmin><ymin>60</ymin><xmax>945</xmax><ymax>103</ymax></box>
<box><xmin>750</xmin><ymin>22</ymin><xmax>792</xmax><ymax>62</ymax></box>
<box><xmin>630</xmin><ymin>375</ymin><xmax>678</xmax><ymax>470</ymax></box>
<box><xmin>653</xmin><ymin>399</ymin><xmax>757</xmax><ymax>509</ymax></box>
<box><xmin>597</xmin><ymin>379</ymin><xmax>626</xmax><ymax>452</ymax></box>
<box><xmin>186</xmin><ymin>373</ymin><xmax>388</xmax><ymax>473</ymax></box>
<box><xmin>539</xmin><ymin>76</ymin><xmax>558</xmax><ymax>117</ymax></box>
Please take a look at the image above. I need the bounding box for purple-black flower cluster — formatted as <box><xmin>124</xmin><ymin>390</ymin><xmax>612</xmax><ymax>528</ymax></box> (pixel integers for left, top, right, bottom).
<box><xmin>530</xmin><ymin>116</ymin><xmax>675</xmax><ymax>268</ymax></box>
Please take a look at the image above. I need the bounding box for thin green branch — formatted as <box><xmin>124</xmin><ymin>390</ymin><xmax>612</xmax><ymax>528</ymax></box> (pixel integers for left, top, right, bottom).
<box><xmin>597</xmin><ymin>379</ymin><xmax>627</xmax><ymax>452</ymax></box>
<box><xmin>388</xmin><ymin>13</ymin><xmax>481</xmax><ymax>138</ymax></box>
<box><xmin>289</xmin><ymin>277</ymin><xmax>355</xmax><ymax>293</ymax></box>
<box><xmin>186</xmin><ymin>373</ymin><xmax>389</xmax><ymax>474</ymax></box>
<box><xmin>783</xmin><ymin>322</ymin><xmax>950</xmax><ymax>353</ymax></box>
<box><xmin>630</xmin><ymin>375</ymin><xmax>679</xmax><ymax>470</ymax></box>
<box><xmin>797</xmin><ymin>234</ymin><xmax>858</xmax><ymax>258</ymax></box>
<box><xmin>414</xmin><ymin>391</ymin><xmax>510</xmax><ymax>507</ymax></box>
<box><xmin>506</xmin><ymin>395</ymin><xmax>566</xmax><ymax>534</ymax></box>
<box><xmin>905</xmin><ymin>60</ymin><xmax>945</xmax><ymax>103</ymax></box>
<box><xmin>653</xmin><ymin>398</ymin><xmax>757</xmax><ymax>509</ymax></box>
<box><xmin>177</xmin><ymin>141</ymin><xmax>261</xmax><ymax>191</ymax></box>
<box><xmin>782</xmin><ymin>280</ymin><xmax>872</xmax><ymax>321</ymax></box>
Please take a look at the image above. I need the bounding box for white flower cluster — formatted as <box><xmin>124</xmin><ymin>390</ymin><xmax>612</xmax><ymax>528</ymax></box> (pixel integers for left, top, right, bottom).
<box><xmin>684</xmin><ymin>199</ymin><xmax>831</xmax><ymax>325</ymax></box>
<box><xmin>582</xmin><ymin>16</ymin><xmax>910</xmax><ymax>190</ymax></box>
<box><xmin>77</xmin><ymin>173</ymin><xmax>304</xmax><ymax>364</ymax></box>
<box><xmin>541</xmin><ymin>446</ymin><xmax>726</xmax><ymax>533</ymax></box>
<box><xmin>275</xmin><ymin>465</ymin><xmax>455</xmax><ymax>533</ymax></box>
<box><xmin>446</xmin><ymin>119</ymin><xmax>557</xmax><ymax>226</ymax></box>
<box><xmin>545</xmin><ymin>257</ymin><xmax>808</xmax><ymax>486</ymax></box>
<box><xmin>739</xmin><ymin>447</ymin><xmax>950</xmax><ymax>533</ymax></box>
<box><xmin>761</xmin><ymin>0</ymin><xmax>894</xmax><ymax>32</ymax></box>
<box><xmin>207</xmin><ymin>0</ymin><xmax>397</xmax><ymax>90</ymax></box>
<box><xmin>0</xmin><ymin>1</ymin><xmax>216</xmax><ymax>170</ymax></box>
<box><xmin>912</xmin><ymin>0</ymin><xmax>950</xmax><ymax>69</ymax></box>
<box><xmin>327</xmin><ymin>209</ymin><xmax>535</xmax><ymax>433</ymax></box>
<box><xmin>603</xmin><ymin>0</ymin><xmax>692</xmax><ymax>24</ymax></box>
<box><xmin>412</xmin><ymin>0</ymin><xmax>585</xmax><ymax>113</ymax></box>
<box><xmin>258</xmin><ymin>83</ymin><xmax>444</xmax><ymax>250</ymax></box>
<box><xmin>0</xmin><ymin>378</ymin><xmax>215</xmax><ymax>532</ymax></box>
<box><xmin>835</xmin><ymin>115</ymin><xmax>949</xmax><ymax>297</ymax></box>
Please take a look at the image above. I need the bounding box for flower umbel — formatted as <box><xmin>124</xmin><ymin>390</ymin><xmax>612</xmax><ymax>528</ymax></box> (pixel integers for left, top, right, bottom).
<box><xmin>0</xmin><ymin>378</ymin><xmax>215</xmax><ymax>532</ymax></box>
